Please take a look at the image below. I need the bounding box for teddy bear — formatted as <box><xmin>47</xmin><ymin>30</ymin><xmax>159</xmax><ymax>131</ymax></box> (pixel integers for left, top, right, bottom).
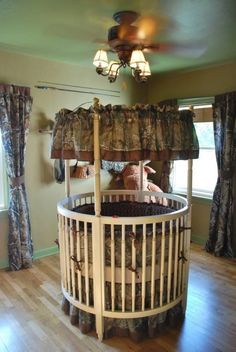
<box><xmin>117</xmin><ymin>163</ymin><xmax>167</xmax><ymax>205</ymax></box>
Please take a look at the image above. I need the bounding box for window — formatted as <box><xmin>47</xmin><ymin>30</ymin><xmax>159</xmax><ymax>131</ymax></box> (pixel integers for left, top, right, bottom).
<box><xmin>0</xmin><ymin>130</ymin><xmax>8</xmax><ymax>210</ymax></box>
<box><xmin>171</xmin><ymin>105</ymin><xmax>218</xmax><ymax>198</ymax></box>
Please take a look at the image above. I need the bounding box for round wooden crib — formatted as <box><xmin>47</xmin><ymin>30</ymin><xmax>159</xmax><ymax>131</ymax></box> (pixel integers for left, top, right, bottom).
<box><xmin>51</xmin><ymin>98</ymin><xmax>198</xmax><ymax>340</ymax></box>
<box><xmin>57</xmin><ymin>189</ymin><xmax>191</xmax><ymax>340</ymax></box>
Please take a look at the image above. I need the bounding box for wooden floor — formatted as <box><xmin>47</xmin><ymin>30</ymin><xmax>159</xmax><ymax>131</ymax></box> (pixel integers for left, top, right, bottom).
<box><xmin>0</xmin><ymin>243</ymin><xmax>235</xmax><ymax>352</ymax></box>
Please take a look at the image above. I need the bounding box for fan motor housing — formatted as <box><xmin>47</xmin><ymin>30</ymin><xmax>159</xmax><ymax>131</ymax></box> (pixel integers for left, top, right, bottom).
<box><xmin>108</xmin><ymin>25</ymin><xmax>141</xmax><ymax>63</ymax></box>
<box><xmin>107</xmin><ymin>11</ymin><xmax>144</xmax><ymax>64</ymax></box>
<box><xmin>108</xmin><ymin>25</ymin><xmax>139</xmax><ymax>42</ymax></box>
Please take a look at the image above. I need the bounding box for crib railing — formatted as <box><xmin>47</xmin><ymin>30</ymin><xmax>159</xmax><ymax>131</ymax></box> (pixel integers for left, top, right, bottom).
<box><xmin>57</xmin><ymin>190</ymin><xmax>190</xmax><ymax>340</ymax></box>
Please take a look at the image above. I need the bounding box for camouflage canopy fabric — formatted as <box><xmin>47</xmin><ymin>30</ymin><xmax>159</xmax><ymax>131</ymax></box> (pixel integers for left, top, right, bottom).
<box><xmin>50</xmin><ymin>103</ymin><xmax>199</xmax><ymax>162</ymax></box>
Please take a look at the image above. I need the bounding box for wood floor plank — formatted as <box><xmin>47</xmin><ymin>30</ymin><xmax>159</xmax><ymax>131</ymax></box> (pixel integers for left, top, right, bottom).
<box><xmin>0</xmin><ymin>244</ymin><xmax>235</xmax><ymax>352</ymax></box>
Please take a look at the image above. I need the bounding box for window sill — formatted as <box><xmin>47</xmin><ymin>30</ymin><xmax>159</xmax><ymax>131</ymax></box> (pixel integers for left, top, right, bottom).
<box><xmin>0</xmin><ymin>209</ymin><xmax>8</xmax><ymax>218</ymax></box>
<box><xmin>192</xmin><ymin>195</ymin><xmax>212</xmax><ymax>205</ymax></box>
<box><xmin>173</xmin><ymin>191</ymin><xmax>213</xmax><ymax>205</ymax></box>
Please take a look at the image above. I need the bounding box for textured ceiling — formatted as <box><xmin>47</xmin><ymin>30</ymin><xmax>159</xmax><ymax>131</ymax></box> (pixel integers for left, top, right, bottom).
<box><xmin>0</xmin><ymin>0</ymin><xmax>236</xmax><ymax>74</ymax></box>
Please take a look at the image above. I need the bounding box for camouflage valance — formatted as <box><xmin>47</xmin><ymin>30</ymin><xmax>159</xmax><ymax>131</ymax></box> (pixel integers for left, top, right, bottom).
<box><xmin>50</xmin><ymin>104</ymin><xmax>199</xmax><ymax>161</ymax></box>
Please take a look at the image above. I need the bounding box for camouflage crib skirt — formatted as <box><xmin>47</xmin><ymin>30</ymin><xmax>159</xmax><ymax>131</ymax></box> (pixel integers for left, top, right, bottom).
<box><xmin>62</xmin><ymin>201</ymin><xmax>183</xmax><ymax>341</ymax></box>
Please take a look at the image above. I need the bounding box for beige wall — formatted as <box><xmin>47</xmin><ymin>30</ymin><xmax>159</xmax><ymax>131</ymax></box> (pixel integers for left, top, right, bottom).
<box><xmin>0</xmin><ymin>49</ymin><xmax>134</xmax><ymax>268</ymax></box>
<box><xmin>147</xmin><ymin>61</ymin><xmax>236</xmax><ymax>244</ymax></box>
<box><xmin>191</xmin><ymin>198</ymin><xmax>212</xmax><ymax>243</ymax></box>
<box><xmin>147</xmin><ymin>61</ymin><xmax>236</xmax><ymax>102</ymax></box>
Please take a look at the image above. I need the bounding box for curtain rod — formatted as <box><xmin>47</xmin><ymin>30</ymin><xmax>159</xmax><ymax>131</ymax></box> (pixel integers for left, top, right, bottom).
<box><xmin>35</xmin><ymin>85</ymin><xmax>120</xmax><ymax>98</ymax></box>
<box><xmin>37</xmin><ymin>80</ymin><xmax>120</xmax><ymax>94</ymax></box>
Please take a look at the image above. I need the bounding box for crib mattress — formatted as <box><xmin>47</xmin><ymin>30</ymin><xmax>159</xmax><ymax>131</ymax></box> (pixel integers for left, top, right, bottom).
<box><xmin>73</xmin><ymin>200</ymin><xmax>175</xmax><ymax>217</ymax></box>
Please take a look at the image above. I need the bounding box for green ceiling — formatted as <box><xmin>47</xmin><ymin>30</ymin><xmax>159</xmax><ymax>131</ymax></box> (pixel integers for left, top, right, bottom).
<box><xmin>0</xmin><ymin>0</ymin><xmax>235</xmax><ymax>73</ymax></box>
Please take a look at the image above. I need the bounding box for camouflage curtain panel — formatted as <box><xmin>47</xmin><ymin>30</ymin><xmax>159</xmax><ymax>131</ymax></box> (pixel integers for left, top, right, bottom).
<box><xmin>160</xmin><ymin>160</ymin><xmax>174</xmax><ymax>193</ymax></box>
<box><xmin>51</xmin><ymin>103</ymin><xmax>199</xmax><ymax>162</ymax></box>
<box><xmin>206</xmin><ymin>91</ymin><xmax>236</xmax><ymax>257</ymax></box>
<box><xmin>0</xmin><ymin>84</ymin><xmax>33</xmax><ymax>270</ymax></box>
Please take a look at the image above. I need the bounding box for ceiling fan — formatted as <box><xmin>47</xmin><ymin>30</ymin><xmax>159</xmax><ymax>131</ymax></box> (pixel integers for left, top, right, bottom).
<box><xmin>93</xmin><ymin>10</ymin><xmax>206</xmax><ymax>83</ymax></box>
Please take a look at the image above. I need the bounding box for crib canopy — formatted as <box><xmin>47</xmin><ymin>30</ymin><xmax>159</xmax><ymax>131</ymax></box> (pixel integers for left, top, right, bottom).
<box><xmin>50</xmin><ymin>103</ymin><xmax>199</xmax><ymax>162</ymax></box>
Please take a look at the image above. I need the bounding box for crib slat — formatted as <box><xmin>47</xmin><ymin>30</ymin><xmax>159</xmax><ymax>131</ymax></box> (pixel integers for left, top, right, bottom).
<box><xmin>159</xmin><ymin>222</ymin><xmax>165</xmax><ymax>307</ymax></box>
<box><xmin>58</xmin><ymin>215</ymin><xmax>63</xmax><ymax>287</ymax></box>
<box><xmin>167</xmin><ymin>220</ymin><xmax>173</xmax><ymax>304</ymax></box>
<box><xmin>141</xmin><ymin>225</ymin><xmax>147</xmax><ymax>311</ymax></box>
<box><xmin>76</xmin><ymin>220</ymin><xmax>82</xmax><ymax>303</ymax></box>
<box><xmin>101</xmin><ymin>224</ymin><xmax>105</xmax><ymax>317</ymax></box>
<box><xmin>182</xmin><ymin>215</ymin><xmax>188</xmax><ymax>294</ymax></box>
<box><xmin>65</xmin><ymin>217</ymin><xmax>71</xmax><ymax>295</ymax></box>
<box><xmin>59</xmin><ymin>215</ymin><xmax>65</xmax><ymax>289</ymax></box>
<box><xmin>151</xmin><ymin>223</ymin><xmax>156</xmax><ymax>309</ymax></box>
<box><xmin>173</xmin><ymin>218</ymin><xmax>179</xmax><ymax>300</ymax></box>
<box><xmin>131</xmin><ymin>225</ymin><xmax>136</xmax><ymax>312</ymax></box>
<box><xmin>62</xmin><ymin>216</ymin><xmax>68</xmax><ymax>291</ymax></box>
<box><xmin>70</xmin><ymin>219</ymin><xmax>76</xmax><ymax>299</ymax></box>
<box><xmin>178</xmin><ymin>217</ymin><xmax>184</xmax><ymax>296</ymax></box>
<box><xmin>121</xmin><ymin>224</ymin><xmax>126</xmax><ymax>312</ymax></box>
<box><xmin>111</xmin><ymin>224</ymin><xmax>115</xmax><ymax>312</ymax></box>
<box><xmin>84</xmin><ymin>222</ymin><xmax>89</xmax><ymax>306</ymax></box>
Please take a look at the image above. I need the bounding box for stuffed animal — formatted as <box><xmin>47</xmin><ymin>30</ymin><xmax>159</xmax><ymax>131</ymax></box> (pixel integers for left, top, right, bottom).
<box><xmin>117</xmin><ymin>163</ymin><xmax>167</xmax><ymax>205</ymax></box>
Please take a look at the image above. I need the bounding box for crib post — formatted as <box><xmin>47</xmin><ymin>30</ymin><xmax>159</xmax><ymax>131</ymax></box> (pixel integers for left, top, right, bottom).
<box><xmin>92</xmin><ymin>98</ymin><xmax>104</xmax><ymax>341</ymax></box>
<box><xmin>138</xmin><ymin>160</ymin><xmax>144</xmax><ymax>202</ymax></box>
<box><xmin>64</xmin><ymin>159</ymin><xmax>73</xmax><ymax>210</ymax></box>
<box><xmin>65</xmin><ymin>159</ymin><xmax>70</xmax><ymax>197</ymax></box>
<box><xmin>94</xmin><ymin>98</ymin><xmax>101</xmax><ymax>217</ymax></box>
<box><xmin>182</xmin><ymin>158</ymin><xmax>193</xmax><ymax>313</ymax></box>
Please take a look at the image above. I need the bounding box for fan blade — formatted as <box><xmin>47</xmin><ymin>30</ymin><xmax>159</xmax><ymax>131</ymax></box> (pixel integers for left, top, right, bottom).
<box><xmin>144</xmin><ymin>42</ymin><xmax>207</xmax><ymax>58</ymax></box>
<box><xmin>94</xmin><ymin>39</ymin><xmax>109</xmax><ymax>45</ymax></box>
<box><xmin>92</xmin><ymin>45</ymin><xmax>115</xmax><ymax>54</ymax></box>
<box><xmin>136</xmin><ymin>14</ymin><xmax>169</xmax><ymax>40</ymax></box>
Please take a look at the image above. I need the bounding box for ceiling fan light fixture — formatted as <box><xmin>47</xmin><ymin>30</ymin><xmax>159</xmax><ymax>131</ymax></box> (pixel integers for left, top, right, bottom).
<box><xmin>129</xmin><ymin>50</ymin><xmax>146</xmax><ymax>69</ymax></box>
<box><xmin>93</xmin><ymin>48</ymin><xmax>151</xmax><ymax>83</ymax></box>
<box><xmin>107</xmin><ymin>60</ymin><xmax>120</xmax><ymax>76</ymax></box>
<box><xmin>93</xmin><ymin>11</ymin><xmax>154</xmax><ymax>83</ymax></box>
<box><xmin>106</xmin><ymin>61</ymin><xmax>121</xmax><ymax>82</ymax></box>
<box><xmin>139</xmin><ymin>61</ymin><xmax>151</xmax><ymax>76</ymax></box>
<box><xmin>93</xmin><ymin>50</ymin><xmax>109</xmax><ymax>68</ymax></box>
